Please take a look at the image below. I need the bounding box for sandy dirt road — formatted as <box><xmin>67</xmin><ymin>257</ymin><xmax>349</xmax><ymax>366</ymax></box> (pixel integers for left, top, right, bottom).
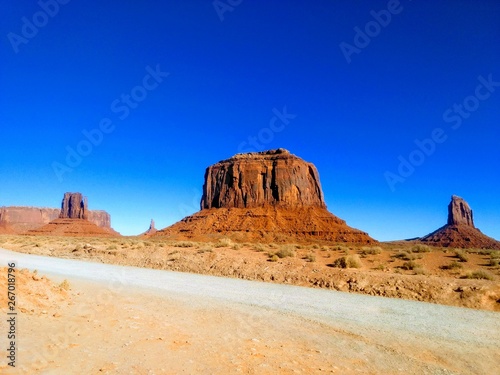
<box><xmin>0</xmin><ymin>248</ymin><xmax>499</xmax><ymax>374</ymax></box>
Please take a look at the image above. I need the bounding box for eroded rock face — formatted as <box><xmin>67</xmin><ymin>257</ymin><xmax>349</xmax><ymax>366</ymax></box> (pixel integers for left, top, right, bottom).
<box><xmin>447</xmin><ymin>195</ymin><xmax>474</xmax><ymax>227</ymax></box>
<box><xmin>0</xmin><ymin>207</ymin><xmax>60</xmax><ymax>231</ymax></box>
<box><xmin>201</xmin><ymin>149</ymin><xmax>326</xmax><ymax>209</ymax></box>
<box><xmin>88</xmin><ymin>210</ymin><xmax>111</xmax><ymax>229</ymax></box>
<box><xmin>59</xmin><ymin>192</ymin><xmax>88</xmax><ymax>220</ymax></box>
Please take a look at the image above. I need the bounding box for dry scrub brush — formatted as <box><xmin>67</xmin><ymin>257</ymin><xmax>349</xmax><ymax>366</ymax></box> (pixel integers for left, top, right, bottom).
<box><xmin>331</xmin><ymin>255</ymin><xmax>363</xmax><ymax>269</ymax></box>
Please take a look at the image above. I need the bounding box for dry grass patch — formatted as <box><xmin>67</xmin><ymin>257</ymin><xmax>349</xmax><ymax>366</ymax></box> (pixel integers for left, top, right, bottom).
<box><xmin>58</xmin><ymin>279</ymin><xmax>71</xmax><ymax>291</ymax></box>
<box><xmin>441</xmin><ymin>261</ymin><xmax>463</xmax><ymax>270</ymax></box>
<box><xmin>401</xmin><ymin>260</ymin><xmax>420</xmax><ymax>271</ymax></box>
<box><xmin>304</xmin><ymin>254</ymin><xmax>316</xmax><ymax>262</ymax></box>
<box><xmin>360</xmin><ymin>246</ymin><xmax>382</xmax><ymax>256</ymax></box>
<box><xmin>274</xmin><ymin>245</ymin><xmax>296</xmax><ymax>259</ymax></box>
<box><xmin>331</xmin><ymin>255</ymin><xmax>363</xmax><ymax>269</ymax></box>
<box><xmin>461</xmin><ymin>270</ymin><xmax>494</xmax><ymax>281</ymax></box>
<box><xmin>411</xmin><ymin>244</ymin><xmax>432</xmax><ymax>253</ymax></box>
<box><xmin>214</xmin><ymin>238</ymin><xmax>234</xmax><ymax>248</ymax></box>
<box><xmin>454</xmin><ymin>250</ymin><xmax>469</xmax><ymax>262</ymax></box>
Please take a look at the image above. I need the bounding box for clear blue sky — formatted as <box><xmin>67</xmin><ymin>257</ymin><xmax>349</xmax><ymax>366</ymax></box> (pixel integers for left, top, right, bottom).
<box><xmin>1</xmin><ymin>1</ymin><xmax>499</xmax><ymax>240</ymax></box>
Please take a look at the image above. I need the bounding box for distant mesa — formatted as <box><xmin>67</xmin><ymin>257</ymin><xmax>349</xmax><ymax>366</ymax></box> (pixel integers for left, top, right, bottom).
<box><xmin>26</xmin><ymin>192</ymin><xmax>120</xmax><ymax>237</ymax></box>
<box><xmin>154</xmin><ymin>149</ymin><xmax>375</xmax><ymax>243</ymax></box>
<box><xmin>0</xmin><ymin>201</ymin><xmax>112</xmax><ymax>234</ymax></box>
<box><xmin>418</xmin><ymin>195</ymin><xmax>500</xmax><ymax>249</ymax></box>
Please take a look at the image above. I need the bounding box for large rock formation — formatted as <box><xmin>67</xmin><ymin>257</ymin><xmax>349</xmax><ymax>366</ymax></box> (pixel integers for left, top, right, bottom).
<box><xmin>60</xmin><ymin>192</ymin><xmax>88</xmax><ymax>220</ymax></box>
<box><xmin>448</xmin><ymin>195</ymin><xmax>474</xmax><ymax>227</ymax></box>
<box><xmin>418</xmin><ymin>195</ymin><xmax>500</xmax><ymax>249</ymax></box>
<box><xmin>201</xmin><ymin>148</ymin><xmax>325</xmax><ymax>209</ymax></box>
<box><xmin>21</xmin><ymin>192</ymin><xmax>120</xmax><ymax>237</ymax></box>
<box><xmin>155</xmin><ymin>149</ymin><xmax>375</xmax><ymax>244</ymax></box>
<box><xmin>0</xmin><ymin>206</ymin><xmax>112</xmax><ymax>233</ymax></box>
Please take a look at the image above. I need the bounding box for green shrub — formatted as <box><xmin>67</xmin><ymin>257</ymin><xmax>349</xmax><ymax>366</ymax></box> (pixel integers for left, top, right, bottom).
<box><xmin>269</xmin><ymin>254</ymin><xmax>279</xmax><ymax>262</ymax></box>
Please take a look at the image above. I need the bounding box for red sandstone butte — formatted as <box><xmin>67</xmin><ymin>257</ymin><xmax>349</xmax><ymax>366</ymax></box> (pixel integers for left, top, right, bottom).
<box><xmin>418</xmin><ymin>195</ymin><xmax>500</xmax><ymax>249</ymax></box>
<box><xmin>26</xmin><ymin>192</ymin><xmax>120</xmax><ymax>237</ymax></box>
<box><xmin>155</xmin><ymin>149</ymin><xmax>375</xmax><ymax>243</ymax></box>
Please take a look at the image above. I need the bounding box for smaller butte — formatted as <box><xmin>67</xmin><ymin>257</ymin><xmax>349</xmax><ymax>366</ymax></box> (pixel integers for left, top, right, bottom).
<box><xmin>29</xmin><ymin>192</ymin><xmax>120</xmax><ymax>237</ymax></box>
<box><xmin>418</xmin><ymin>195</ymin><xmax>500</xmax><ymax>249</ymax></box>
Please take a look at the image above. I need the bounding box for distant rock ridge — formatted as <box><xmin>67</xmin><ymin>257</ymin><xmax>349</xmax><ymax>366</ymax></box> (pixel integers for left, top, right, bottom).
<box><xmin>0</xmin><ymin>206</ymin><xmax>112</xmax><ymax>232</ymax></box>
<box><xmin>0</xmin><ymin>192</ymin><xmax>119</xmax><ymax>237</ymax></box>
<box><xmin>418</xmin><ymin>195</ymin><xmax>500</xmax><ymax>249</ymax></box>
<box><xmin>156</xmin><ymin>149</ymin><xmax>375</xmax><ymax>244</ymax></box>
<box><xmin>201</xmin><ymin>148</ymin><xmax>326</xmax><ymax>209</ymax></box>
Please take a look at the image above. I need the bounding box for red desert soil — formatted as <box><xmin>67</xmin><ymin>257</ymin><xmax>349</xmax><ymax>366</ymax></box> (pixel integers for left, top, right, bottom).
<box><xmin>154</xmin><ymin>206</ymin><xmax>374</xmax><ymax>244</ymax></box>
<box><xmin>28</xmin><ymin>219</ymin><xmax>120</xmax><ymax>237</ymax></box>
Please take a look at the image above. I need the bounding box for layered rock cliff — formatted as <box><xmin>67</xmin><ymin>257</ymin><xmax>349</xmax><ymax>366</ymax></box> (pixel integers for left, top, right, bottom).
<box><xmin>156</xmin><ymin>149</ymin><xmax>375</xmax><ymax>244</ymax></box>
<box><xmin>0</xmin><ymin>207</ymin><xmax>60</xmax><ymax>232</ymax></box>
<box><xmin>201</xmin><ymin>148</ymin><xmax>325</xmax><ymax>209</ymax></box>
<box><xmin>0</xmin><ymin>206</ymin><xmax>112</xmax><ymax>232</ymax></box>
